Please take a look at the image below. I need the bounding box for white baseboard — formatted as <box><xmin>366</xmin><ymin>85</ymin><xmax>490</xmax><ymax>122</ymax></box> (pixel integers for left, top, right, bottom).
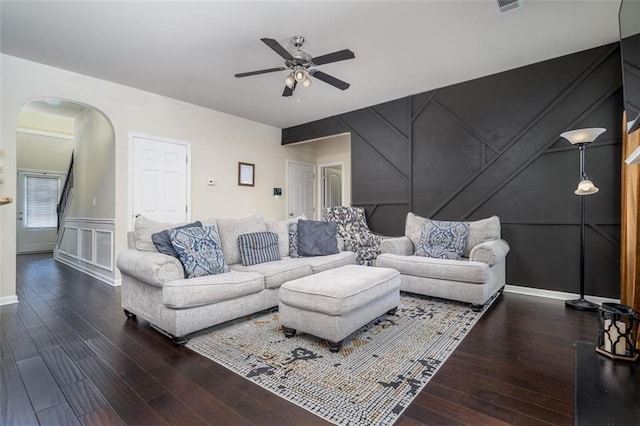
<box><xmin>505</xmin><ymin>284</ymin><xmax>620</xmax><ymax>305</ymax></box>
<box><xmin>0</xmin><ymin>295</ymin><xmax>19</xmax><ymax>306</ymax></box>
<box><xmin>54</xmin><ymin>256</ymin><xmax>118</xmax><ymax>287</ymax></box>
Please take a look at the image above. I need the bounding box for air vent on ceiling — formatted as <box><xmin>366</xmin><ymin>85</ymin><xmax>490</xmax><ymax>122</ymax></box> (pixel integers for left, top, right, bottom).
<box><xmin>496</xmin><ymin>0</ymin><xmax>522</xmax><ymax>14</ymax></box>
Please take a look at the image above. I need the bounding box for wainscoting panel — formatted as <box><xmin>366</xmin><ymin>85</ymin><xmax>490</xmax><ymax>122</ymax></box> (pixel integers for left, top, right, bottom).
<box><xmin>55</xmin><ymin>217</ymin><xmax>116</xmax><ymax>286</ymax></box>
<box><xmin>282</xmin><ymin>44</ymin><xmax>623</xmax><ymax>298</ymax></box>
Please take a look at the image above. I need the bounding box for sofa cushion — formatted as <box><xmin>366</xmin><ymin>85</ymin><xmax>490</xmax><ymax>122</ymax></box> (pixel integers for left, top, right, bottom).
<box><xmin>415</xmin><ymin>219</ymin><xmax>469</xmax><ymax>260</ymax></box>
<box><xmin>230</xmin><ymin>259</ymin><xmax>312</xmax><ymax>289</ymax></box>
<box><xmin>217</xmin><ymin>214</ymin><xmax>266</xmax><ymax>265</ymax></box>
<box><xmin>376</xmin><ymin>254</ymin><xmax>489</xmax><ymax>284</ymax></box>
<box><xmin>288</xmin><ymin>251</ymin><xmax>357</xmax><ymax>273</ymax></box>
<box><xmin>465</xmin><ymin>216</ymin><xmax>501</xmax><ymax>257</ymax></box>
<box><xmin>134</xmin><ymin>215</ymin><xmax>190</xmax><ymax>252</ymax></box>
<box><xmin>152</xmin><ymin>221</ymin><xmax>202</xmax><ymax>259</ymax></box>
<box><xmin>266</xmin><ymin>215</ymin><xmax>306</xmax><ymax>258</ymax></box>
<box><xmin>162</xmin><ymin>270</ymin><xmax>265</xmax><ymax>308</ymax></box>
<box><xmin>169</xmin><ymin>225</ymin><xmax>230</xmax><ymax>278</ymax></box>
<box><xmin>405</xmin><ymin>212</ymin><xmax>427</xmax><ymax>249</ymax></box>
<box><xmin>238</xmin><ymin>232</ymin><xmax>281</xmax><ymax>266</ymax></box>
<box><xmin>405</xmin><ymin>213</ymin><xmax>501</xmax><ymax>257</ymax></box>
<box><xmin>297</xmin><ymin>220</ymin><xmax>339</xmax><ymax>257</ymax></box>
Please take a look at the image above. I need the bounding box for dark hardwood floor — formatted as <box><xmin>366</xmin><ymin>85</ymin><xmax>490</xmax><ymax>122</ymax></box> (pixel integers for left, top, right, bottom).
<box><xmin>1</xmin><ymin>253</ymin><xmax>599</xmax><ymax>425</ymax></box>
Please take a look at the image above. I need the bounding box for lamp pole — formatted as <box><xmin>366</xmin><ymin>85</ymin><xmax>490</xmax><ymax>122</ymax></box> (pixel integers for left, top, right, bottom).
<box><xmin>566</xmin><ymin>143</ymin><xmax>599</xmax><ymax>311</ymax></box>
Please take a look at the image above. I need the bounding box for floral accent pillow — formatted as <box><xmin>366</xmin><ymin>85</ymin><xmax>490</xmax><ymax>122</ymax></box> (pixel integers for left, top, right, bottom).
<box><xmin>169</xmin><ymin>225</ymin><xmax>230</xmax><ymax>278</ymax></box>
<box><xmin>415</xmin><ymin>219</ymin><xmax>469</xmax><ymax>260</ymax></box>
<box><xmin>288</xmin><ymin>221</ymin><xmax>301</xmax><ymax>258</ymax></box>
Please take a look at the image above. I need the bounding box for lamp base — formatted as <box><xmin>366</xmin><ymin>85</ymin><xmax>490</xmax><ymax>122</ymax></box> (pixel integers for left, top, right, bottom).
<box><xmin>565</xmin><ymin>298</ymin><xmax>599</xmax><ymax>312</ymax></box>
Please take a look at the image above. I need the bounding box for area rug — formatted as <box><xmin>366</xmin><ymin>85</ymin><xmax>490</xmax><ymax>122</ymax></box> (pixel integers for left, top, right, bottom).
<box><xmin>186</xmin><ymin>293</ymin><xmax>493</xmax><ymax>425</ymax></box>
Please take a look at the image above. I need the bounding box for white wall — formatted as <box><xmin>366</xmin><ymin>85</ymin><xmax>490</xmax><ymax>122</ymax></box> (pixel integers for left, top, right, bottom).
<box><xmin>70</xmin><ymin>108</ymin><xmax>116</xmax><ymax>219</ymax></box>
<box><xmin>311</xmin><ymin>133</ymin><xmax>352</xmax><ymax>207</ymax></box>
<box><xmin>16</xmin><ymin>132</ymin><xmax>73</xmax><ymax>172</ymax></box>
<box><xmin>0</xmin><ymin>54</ymin><xmax>314</xmax><ymax>300</ymax></box>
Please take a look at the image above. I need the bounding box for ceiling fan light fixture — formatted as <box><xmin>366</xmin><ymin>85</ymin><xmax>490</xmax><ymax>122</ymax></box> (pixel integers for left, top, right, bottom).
<box><xmin>302</xmin><ymin>76</ymin><xmax>312</xmax><ymax>88</ymax></box>
<box><xmin>294</xmin><ymin>68</ymin><xmax>306</xmax><ymax>82</ymax></box>
<box><xmin>284</xmin><ymin>73</ymin><xmax>295</xmax><ymax>89</ymax></box>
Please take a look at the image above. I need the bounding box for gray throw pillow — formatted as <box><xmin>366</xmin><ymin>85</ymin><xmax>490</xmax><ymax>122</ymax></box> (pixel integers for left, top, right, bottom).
<box><xmin>297</xmin><ymin>220</ymin><xmax>339</xmax><ymax>257</ymax></box>
<box><xmin>151</xmin><ymin>221</ymin><xmax>202</xmax><ymax>258</ymax></box>
<box><xmin>415</xmin><ymin>219</ymin><xmax>469</xmax><ymax>260</ymax></box>
<box><xmin>238</xmin><ymin>232</ymin><xmax>281</xmax><ymax>266</ymax></box>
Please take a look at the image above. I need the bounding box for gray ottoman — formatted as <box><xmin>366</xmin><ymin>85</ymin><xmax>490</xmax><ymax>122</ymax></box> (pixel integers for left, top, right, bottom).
<box><xmin>279</xmin><ymin>264</ymin><xmax>400</xmax><ymax>352</ymax></box>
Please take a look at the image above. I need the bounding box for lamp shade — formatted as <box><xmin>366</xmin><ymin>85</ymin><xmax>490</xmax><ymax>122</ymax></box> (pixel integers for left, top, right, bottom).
<box><xmin>284</xmin><ymin>73</ymin><xmax>295</xmax><ymax>89</ymax></box>
<box><xmin>561</xmin><ymin>128</ymin><xmax>606</xmax><ymax>145</ymax></box>
<box><xmin>575</xmin><ymin>179</ymin><xmax>599</xmax><ymax>195</ymax></box>
<box><xmin>294</xmin><ymin>68</ymin><xmax>306</xmax><ymax>82</ymax></box>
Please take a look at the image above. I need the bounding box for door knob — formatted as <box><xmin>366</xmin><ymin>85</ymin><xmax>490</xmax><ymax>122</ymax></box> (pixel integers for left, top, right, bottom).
<box><xmin>0</xmin><ymin>196</ymin><xmax>12</xmax><ymax>205</ymax></box>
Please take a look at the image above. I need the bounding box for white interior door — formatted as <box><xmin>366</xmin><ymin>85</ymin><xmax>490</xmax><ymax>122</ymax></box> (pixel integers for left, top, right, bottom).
<box><xmin>17</xmin><ymin>171</ymin><xmax>62</xmax><ymax>253</ymax></box>
<box><xmin>322</xmin><ymin>166</ymin><xmax>342</xmax><ymax>210</ymax></box>
<box><xmin>131</xmin><ymin>135</ymin><xmax>189</xmax><ymax>225</ymax></box>
<box><xmin>287</xmin><ymin>161</ymin><xmax>314</xmax><ymax>219</ymax></box>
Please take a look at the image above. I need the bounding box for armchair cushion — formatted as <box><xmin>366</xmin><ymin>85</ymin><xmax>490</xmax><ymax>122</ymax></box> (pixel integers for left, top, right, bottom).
<box><xmin>415</xmin><ymin>219</ymin><xmax>469</xmax><ymax>260</ymax></box>
<box><xmin>469</xmin><ymin>239</ymin><xmax>510</xmax><ymax>266</ymax></box>
<box><xmin>380</xmin><ymin>236</ymin><xmax>414</xmax><ymax>256</ymax></box>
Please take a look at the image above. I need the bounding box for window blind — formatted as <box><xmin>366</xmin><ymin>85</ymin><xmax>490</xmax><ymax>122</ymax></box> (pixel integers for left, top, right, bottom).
<box><xmin>26</xmin><ymin>175</ymin><xmax>59</xmax><ymax>228</ymax></box>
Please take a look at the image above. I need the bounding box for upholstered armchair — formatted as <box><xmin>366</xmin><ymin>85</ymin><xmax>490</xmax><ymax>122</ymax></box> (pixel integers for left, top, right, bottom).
<box><xmin>322</xmin><ymin>206</ymin><xmax>383</xmax><ymax>266</ymax></box>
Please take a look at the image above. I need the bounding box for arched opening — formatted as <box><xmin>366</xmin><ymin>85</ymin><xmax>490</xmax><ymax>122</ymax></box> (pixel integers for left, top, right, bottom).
<box><xmin>16</xmin><ymin>98</ymin><xmax>117</xmax><ymax>285</ymax></box>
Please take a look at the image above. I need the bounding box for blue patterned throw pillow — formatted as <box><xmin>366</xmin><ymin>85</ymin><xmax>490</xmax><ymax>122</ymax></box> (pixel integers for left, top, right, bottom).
<box><xmin>238</xmin><ymin>232</ymin><xmax>280</xmax><ymax>266</ymax></box>
<box><xmin>415</xmin><ymin>219</ymin><xmax>469</xmax><ymax>260</ymax></box>
<box><xmin>169</xmin><ymin>225</ymin><xmax>230</xmax><ymax>278</ymax></box>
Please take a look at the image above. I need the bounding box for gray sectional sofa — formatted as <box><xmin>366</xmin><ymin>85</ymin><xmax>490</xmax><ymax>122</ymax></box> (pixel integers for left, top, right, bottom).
<box><xmin>116</xmin><ymin>214</ymin><xmax>356</xmax><ymax>345</ymax></box>
<box><xmin>376</xmin><ymin>213</ymin><xmax>509</xmax><ymax>309</ymax></box>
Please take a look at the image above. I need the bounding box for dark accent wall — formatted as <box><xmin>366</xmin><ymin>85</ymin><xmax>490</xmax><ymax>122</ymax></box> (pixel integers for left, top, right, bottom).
<box><xmin>283</xmin><ymin>44</ymin><xmax>623</xmax><ymax>298</ymax></box>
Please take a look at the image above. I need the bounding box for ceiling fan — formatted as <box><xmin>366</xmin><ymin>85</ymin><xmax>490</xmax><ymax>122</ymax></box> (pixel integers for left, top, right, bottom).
<box><xmin>234</xmin><ymin>35</ymin><xmax>355</xmax><ymax>97</ymax></box>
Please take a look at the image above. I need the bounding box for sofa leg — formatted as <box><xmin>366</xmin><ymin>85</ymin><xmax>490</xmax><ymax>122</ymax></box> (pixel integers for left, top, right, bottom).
<box><xmin>123</xmin><ymin>309</ymin><xmax>136</xmax><ymax>320</ymax></box>
<box><xmin>387</xmin><ymin>307</ymin><xmax>397</xmax><ymax>315</ymax></box>
<box><xmin>327</xmin><ymin>340</ymin><xmax>342</xmax><ymax>353</ymax></box>
<box><xmin>282</xmin><ymin>326</ymin><xmax>296</xmax><ymax>338</ymax></box>
<box><xmin>172</xmin><ymin>335</ymin><xmax>189</xmax><ymax>347</ymax></box>
<box><xmin>471</xmin><ymin>304</ymin><xmax>484</xmax><ymax>313</ymax></box>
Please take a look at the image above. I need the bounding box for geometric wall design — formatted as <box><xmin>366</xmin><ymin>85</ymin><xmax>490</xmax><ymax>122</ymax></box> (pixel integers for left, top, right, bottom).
<box><xmin>283</xmin><ymin>43</ymin><xmax>623</xmax><ymax>298</ymax></box>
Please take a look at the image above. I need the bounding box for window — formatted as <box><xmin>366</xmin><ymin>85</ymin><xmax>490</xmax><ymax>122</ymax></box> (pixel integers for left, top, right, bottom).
<box><xmin>25</xmin><ymin>175</ymin><xmax>60</xmax><ymax>228</ymax></box>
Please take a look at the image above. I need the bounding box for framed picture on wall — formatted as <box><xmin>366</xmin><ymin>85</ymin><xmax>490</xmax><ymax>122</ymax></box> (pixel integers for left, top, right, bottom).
<box><xmin>238</xmin><ymin>162</ymin><xmax>255</xmax><ymax>187</ymax></box>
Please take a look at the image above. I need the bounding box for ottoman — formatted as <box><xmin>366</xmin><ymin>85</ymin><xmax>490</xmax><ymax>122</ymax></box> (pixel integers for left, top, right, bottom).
<box><xmin>279</xmin><ymin>264</ymin><xmax>400</xmax><ymax>352</ymax></box>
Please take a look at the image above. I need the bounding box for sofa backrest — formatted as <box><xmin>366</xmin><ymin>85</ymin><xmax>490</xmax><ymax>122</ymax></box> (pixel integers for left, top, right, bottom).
<box><xmin>404</xmin><ymin>212</ymin><xmax>501</xmax><ymax>257</ymax></box>
<box><xmin>217</xmin><ymin>214</ymin><xmax>266</xmax><ymax>265</ymax></box>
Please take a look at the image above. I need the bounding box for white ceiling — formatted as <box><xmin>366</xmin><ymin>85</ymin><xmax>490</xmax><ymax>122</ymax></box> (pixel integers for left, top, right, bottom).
<box><xmin>0</xmin><ymin>1</ymin><xmax>622</xmax><ymax>129</ymax></box>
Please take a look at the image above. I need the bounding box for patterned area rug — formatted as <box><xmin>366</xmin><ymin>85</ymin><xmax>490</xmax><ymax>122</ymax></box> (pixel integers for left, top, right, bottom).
<box><xmin>186</xmin><ymin>293</ymin><xmax>492</xmax><ymax>425</ymax></box>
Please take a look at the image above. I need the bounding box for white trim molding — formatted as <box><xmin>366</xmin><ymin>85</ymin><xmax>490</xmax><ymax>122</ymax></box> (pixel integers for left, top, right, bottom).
<box><xmin>0</xmin><ymin>295</ymin><xmax>19</xmax><ymax>306</ymax></box>
<box><xmin>505</xmin><ymin>285</ymin><xmax>620</xmax><ymax>305</ymax></box>
<box><xmin>55</xmin><ymin>217</ymin><xmax>117</xmax><ymax>286</ymax></box>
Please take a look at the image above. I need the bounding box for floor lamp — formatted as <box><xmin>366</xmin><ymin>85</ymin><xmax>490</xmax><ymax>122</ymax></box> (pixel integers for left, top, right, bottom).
<box><xmin>561</xmin><ymin>128</ymin><xmax>606</xmax><ymax>311</ymax></box>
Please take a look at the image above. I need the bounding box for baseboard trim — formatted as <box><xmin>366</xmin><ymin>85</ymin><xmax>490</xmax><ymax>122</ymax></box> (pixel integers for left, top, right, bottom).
<box><xmin>505</xmin><ymin>285</ymin><xmax>620</xmax><ymax>305</ymax></box>
<box><xmin>0</xmin><ymin>295</ymin><xmax>19</xmax><ymax>306</ymax></box>
<box><xmin>54</xmin><ymin>256</ymin><xmax>118</xmax><ymax>287</ymax></box>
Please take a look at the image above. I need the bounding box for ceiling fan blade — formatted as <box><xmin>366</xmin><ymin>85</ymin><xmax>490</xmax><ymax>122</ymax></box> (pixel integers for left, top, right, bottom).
<box><xmin>311</xmin><ymin>49</ymin><xmax>355</xmax><ymax>66</ymax></box>
<box><xmin>261</xmin><ymin>38</ymin><xmax>294</xmax><ymax>60</ymax></box>
<box><xmin>310</xmin><ymin>70</ymin><xmax>350</xmax><ymax>90</ymax></box>
<box><xmin>283</xmin><ymin>81</ymin><xmax>297</xmax><ymax>97</ymax></box>
<box><xmin>235</xmin><ymin>67</ymin><xmax>287</xmax><ymax>78</ymax></box>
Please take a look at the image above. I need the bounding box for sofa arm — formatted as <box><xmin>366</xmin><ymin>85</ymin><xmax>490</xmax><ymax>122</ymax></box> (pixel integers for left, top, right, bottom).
<box><xmin>380</xmin><ymin>236</ymin><xmax>414</xmax><ymax>256</ymax></box>
<box><xmin>116</xmin><ymin>249</ymin><xmax>184</xmax><ymax>287</ymax></box>
<box><xmin>469</xmin><ymin>239</ymin><xmax>510</xmax><ymax>266</ymax></box>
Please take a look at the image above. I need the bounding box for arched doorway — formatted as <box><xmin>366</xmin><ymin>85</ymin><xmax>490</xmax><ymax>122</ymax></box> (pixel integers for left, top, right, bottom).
<box><xmin>16</xmin><ymin>98</ymin><xmax>117</xmax><ymax>285</ymax></box>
